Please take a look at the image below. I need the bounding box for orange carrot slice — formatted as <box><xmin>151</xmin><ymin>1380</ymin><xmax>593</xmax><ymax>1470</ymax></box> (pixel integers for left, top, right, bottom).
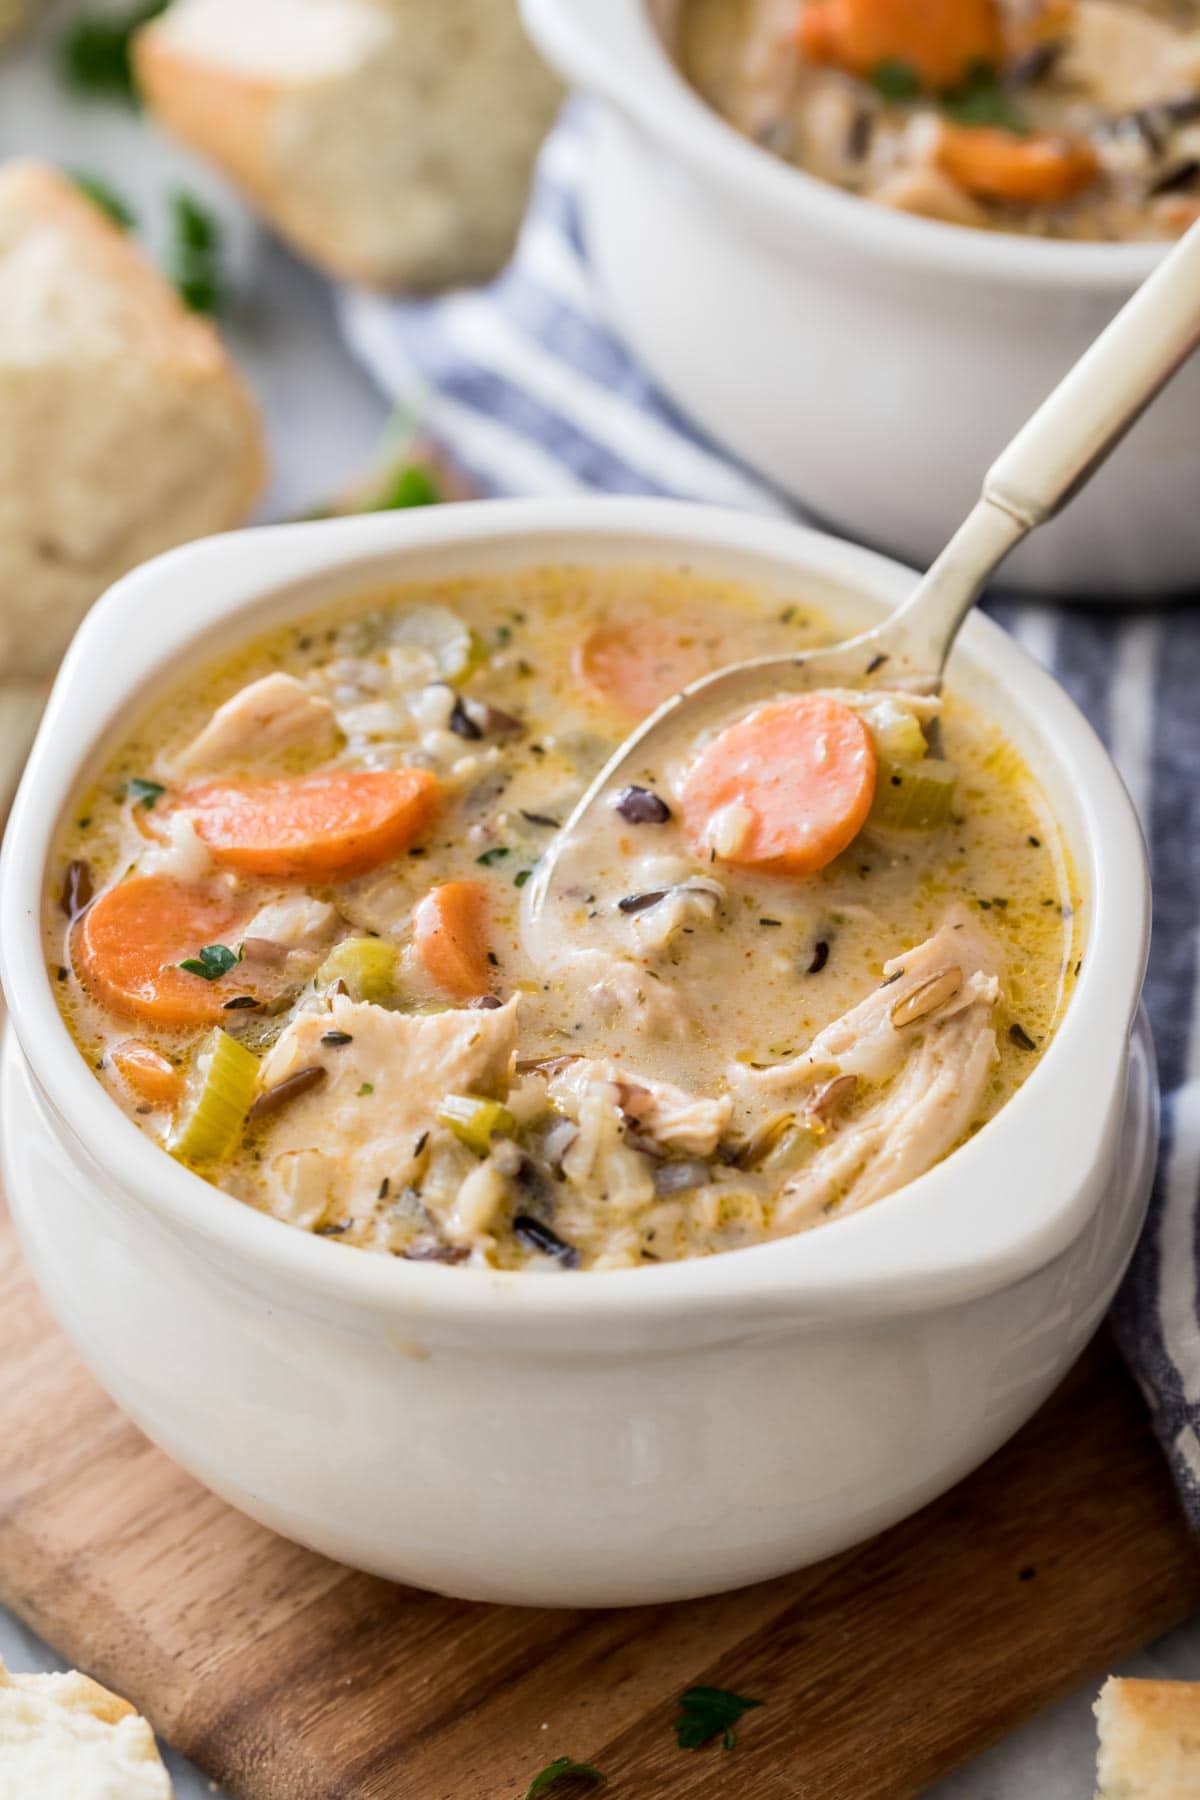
<box><xmin>412</xmin><ymin>881</ymin><xmax>493</xmax><ymax>999</ymax></box>
<box><xmin>680</xmin><ymin>695</ymin><xmax>877</xmax><ymax>876</ymax></box>
<box><xmin>935</xmin><ymin>123</ymin><xmax>1098</xmax><ymax>204</ymax></box>
<box><xmin>573</xmin><ymin>616</ymin><xmax>730</xmax><ymax>720</ymax></box>
<box><xmin>73</xmin><ymin>875</ymin><xmax>250</xmax><ymax>1028</ymax></box>
<box><xmin>798</xmin><ymin>0</ymin><xmax>1004</xmax><ymax>92</ymax></box>
<box><xmin>111</xmin><ymin>1039</ymin><xmax>184</xmax><ymax>1106</ymax></box>
<box><xmin>178</xmin><ymin>768</ymin><xmax>438</xmax><ymax>880</ymax></box>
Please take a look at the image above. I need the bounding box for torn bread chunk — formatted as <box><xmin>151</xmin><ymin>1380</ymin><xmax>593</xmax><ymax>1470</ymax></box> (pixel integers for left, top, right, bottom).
<box><xmin>0</xmin><ymin>159</ymin><xmax>265</xmax><ymax>676</ymax></box>
<box><xmin>0</xmin><ymin>0</ymin><xmax>32</xmax><ymax>46</ymax></box>
<box><xmin>1095</xmin><ymin>1677</ymin><xmax>1200</xmax><ymax>1798</ymax></box>
<box><xmin>133</xmin><ymin>0</ymin><xmax>563</xmax><ymax>291</ymax></box>
<box><xmin>0</xmin><ymin>1657</ymin><xmax>173</xmax><ymax>1799</ymax></box>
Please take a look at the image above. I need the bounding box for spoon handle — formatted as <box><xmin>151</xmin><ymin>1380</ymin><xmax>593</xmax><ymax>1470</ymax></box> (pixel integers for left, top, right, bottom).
<box><xmin>888</xmin><ymin>217</ymin><xmax>1200</xmax><ymax>683</ymax></box>
<box><xmin>986</xmin><ymin>217</ymin><xmax>1200</xmax><ymax>530</ymax></box>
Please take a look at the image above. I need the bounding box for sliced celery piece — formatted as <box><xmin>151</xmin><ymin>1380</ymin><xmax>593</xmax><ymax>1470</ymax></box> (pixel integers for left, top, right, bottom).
<box><xmin>170</xmin><ymin>1028</ymin><xmax>259</xmax><ymax>1164</ymax></box>
<box><xmin>317</xmin><ymin>936</ymin><xmax>398</xmax><ymax>1004</ymax></box>
<box><xmin>391</xmin><ymin>605</ymin><xmax>479</xmax><ymax>683</ymax></box>
<box><xmin>437</xmin><ymin>1093</ymin><xmax>515</xmax><ymax>1156</ymax></box>
<box><xmin>870</xmin><ymin>758</ymin><xmax>957</xmax><ymax>831</ymax></box>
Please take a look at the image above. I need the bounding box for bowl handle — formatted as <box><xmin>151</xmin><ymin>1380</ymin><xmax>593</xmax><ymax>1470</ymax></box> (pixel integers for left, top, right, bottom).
<box><xmin>521</xmin><ymin>0</ymin><xmax>676</xmax><ymax>115</ymax></box>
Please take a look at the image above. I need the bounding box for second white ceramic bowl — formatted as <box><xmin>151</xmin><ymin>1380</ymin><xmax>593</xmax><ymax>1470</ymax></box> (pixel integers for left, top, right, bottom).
<box><xmin>523</xmin><ymin>0</ymin><xmax>1200</xmax><ymax>598</ymax></box>
<box><xmin>0</xmin><ymin>500</ymin><xmax>1155</xmax><ymax>1604</ymax></box>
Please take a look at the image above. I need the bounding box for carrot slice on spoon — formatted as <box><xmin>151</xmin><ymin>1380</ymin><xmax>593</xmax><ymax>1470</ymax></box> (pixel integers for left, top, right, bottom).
<box><xmin>680</xmin><ymin>694</ymin><xmax>877</xmax><ymax>876</ymax></box>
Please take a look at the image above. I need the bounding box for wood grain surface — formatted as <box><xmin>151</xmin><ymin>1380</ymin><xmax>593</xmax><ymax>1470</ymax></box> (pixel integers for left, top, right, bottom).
<box><xmin>0</xmin><ymin>1202</ymin><xmax>1196</xmax><ymax>1800</ymax></box>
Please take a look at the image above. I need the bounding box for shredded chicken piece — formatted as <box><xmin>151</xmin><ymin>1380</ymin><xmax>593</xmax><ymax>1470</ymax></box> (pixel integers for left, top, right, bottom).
<box><xmin>725</xmin><ymin>0</ymin><xmax>804</xmax><ymax>141</ymax></box>
<box><xmin>870</xmin><ymin>166</ymin><xmax>990</xmax><ymax>228</ymax></box>
<box><xmin>734</xmin><ymin>908</ymin><xmax>999</xmax><ymax>1096</ymax></box>
<box><xmin>773</xmin><ymin>1009</ymin><xmax>998</xmax><ymax>1230</ymax></box>
<box><xmin>551</xmin><ymin>948</ymin><xmax>695</xmax><ymax>1042</ymax></box>
<box><xmin>136</xmin><ymin>810</ymin><xmax>212</xmax><ymax>883</ymax></box>
<box><xmin>255</xmin><ymin>995</ymin><xmax>519</xmax><ymax>1227</ymax></box>
<box><xmin>1059</xmin><ymin>1</ymin><xmax>1197</xmax><ymax>113</ymax></box>
<box><xmin>732</xmin><ymin>909</ymin><xmax>1000</xmax><ymax>1228</ymax></box>
<box><xmin>245</xmin><ymin>894</ymin><xmax>336</xmax><ymax>951</ymax></box>
<box><xmin>548</xmin><ymin>1057</ymin><xmax>732</xmax><ymax>1156</ymax></box>
<box><xmin>171</xmin><ymin>673</ymin><xmax>337</xmax><ymax>776</ymax></box>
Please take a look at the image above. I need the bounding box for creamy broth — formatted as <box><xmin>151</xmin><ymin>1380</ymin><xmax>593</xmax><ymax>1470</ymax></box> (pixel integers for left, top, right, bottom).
<box><xmin>46</xmin><ymin>566</ymin><xmax>1078</xmax><ymax>1270</ymax></box>
<box><xmin>679</xmin><ymin>0</ymin><xmax>1200</xmax><ymax>241</ymax></box>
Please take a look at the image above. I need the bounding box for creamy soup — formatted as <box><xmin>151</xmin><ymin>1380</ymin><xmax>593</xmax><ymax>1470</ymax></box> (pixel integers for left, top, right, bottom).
<box><xmin>679</xmin><ymin>0</ymin><xmax>1200</xmax><ymax>240</ymax></box>
<box><xmin>46</xmin><ymin>566</ymin><xmax>1079</xmax><ymax>1271</ymax></box>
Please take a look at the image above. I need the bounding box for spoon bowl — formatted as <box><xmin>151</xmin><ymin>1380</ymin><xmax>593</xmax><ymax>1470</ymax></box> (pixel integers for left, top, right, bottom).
<box><xmin>525</xmin><ymin>219</ymin><xmax>1200</xmax><ymax>951</ymax></box>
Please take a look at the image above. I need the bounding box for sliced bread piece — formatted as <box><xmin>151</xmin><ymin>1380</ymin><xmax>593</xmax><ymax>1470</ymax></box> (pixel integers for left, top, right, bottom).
<box><xmin>0</xmin><ymin>1</ymin><xmax>31</xmax><ymax>47</ymax></box>
<box><xmin>0</xmin><ymin>1656</ymin><xmax>174</xmax><ymax>1797</ymax></box>
<box><xmin>133</xmin><ymin>0</ymin><xmax>562</xmax><ymax>291</ymax></box>
<box><xmin>1095</xmin><ymin>1676</ymin><xmax>1200</xmax><ymax>1797</ymax></box>
<box><xmin>0</xmin><ymin>159</ymin><xmax>265</xmax><ymax>675</ymax></box>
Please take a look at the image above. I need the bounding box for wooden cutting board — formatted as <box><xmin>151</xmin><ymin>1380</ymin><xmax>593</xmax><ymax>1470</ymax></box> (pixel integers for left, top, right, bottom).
<box><xmin>0</xmin><ymin>1201</ymin><xmax>1196</xmax><ymax>1800</ymax></box>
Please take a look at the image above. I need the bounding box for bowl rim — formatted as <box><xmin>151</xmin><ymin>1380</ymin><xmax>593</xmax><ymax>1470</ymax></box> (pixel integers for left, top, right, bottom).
<box><xmin>521</xmin><ymin>0</ymin><xmax>1167</xmax><ymax>294</ymax></box>
<box><xmin>0</xmin><ymin>498</ymin><xmax>1150</xmax><ymax>1327</ymax></box>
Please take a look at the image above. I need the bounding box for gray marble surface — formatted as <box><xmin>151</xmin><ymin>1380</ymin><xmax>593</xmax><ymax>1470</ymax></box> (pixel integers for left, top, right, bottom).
<box><xmin>1</xmin><ymin>6</ymin><xmax>1197</xmax><ymax>1797</ymax></box>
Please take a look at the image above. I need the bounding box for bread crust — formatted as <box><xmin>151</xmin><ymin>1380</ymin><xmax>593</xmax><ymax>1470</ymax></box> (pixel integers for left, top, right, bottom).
<box><xmin>133</xmin><ymin>0</ymin><xmax>562</xmax><ymax>291</ymax></box>
<box><xmin>0</xmin><ymin>158</ymin><xmax>266</xmax><ymax>674</ymax></box>
<box><xmin>0</xmin><ymin>160</ymin><xmax>267</xmax><ymax>517</ymax></box>
<box><xmin>1095</xmin><ymin>1676</ymin><xmax>1200</xmax><ymax>1797</ymax></box>
<box><xmin>0</xmin><ymin>0</ymin><xmax>30</xmax><ymax>46</ymax></box>
<box><xmin>0</xmin><ymin>1656</ymin><xmax>174</xmax><ymax>1797</ymax></box>
<box><xmin>134</xmin><ymin>34</ymin><xmax>281</xmax><ymax>234</ymax></box>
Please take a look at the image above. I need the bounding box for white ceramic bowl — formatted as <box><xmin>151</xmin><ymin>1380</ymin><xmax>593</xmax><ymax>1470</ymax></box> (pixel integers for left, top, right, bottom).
<box><xmin>522</xmin><ymin>0</ymin><xmax>1200</xmax><ymax>598</ymax></box>
<box><xmin>0</xmin><ymin>500</ymin><xmax>1155</xmax><ymax>1606</ymax></box>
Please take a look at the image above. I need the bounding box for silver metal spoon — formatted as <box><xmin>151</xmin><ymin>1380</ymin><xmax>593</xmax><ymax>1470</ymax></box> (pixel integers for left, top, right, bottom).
<box><xmin>524</xmin><ymin>218</ymin><xmax>1200</xmax><ymax>945</ymax></box>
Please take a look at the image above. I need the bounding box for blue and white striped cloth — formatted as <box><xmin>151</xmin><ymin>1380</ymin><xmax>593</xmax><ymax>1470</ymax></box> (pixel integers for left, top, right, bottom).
<box><xmin>339</xmin><ymin>107</ymin><xmax>1200</xmax><ymax>1524</ymax></box>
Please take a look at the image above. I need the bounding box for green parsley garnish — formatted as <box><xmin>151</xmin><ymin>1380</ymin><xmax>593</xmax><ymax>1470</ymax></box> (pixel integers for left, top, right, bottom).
<box><xmin>870</xmin><ymin>57</ymin><xmax>921</xmax><ymax>101</ymax></box>
<box><xmin>124</xmin><ymin>777</ymin><xmax>165</xmax><ymax>810</ymax></box>
<box><xmin>524</xmin><ymin>1757</ymin><xmax>606</xmax><ymax>1799</ymax></box>
<box><xmin>179</xmin><ymin>943</ymin><xmax>242</xmax><ymax>982</ymax></box>
<box><xmin>514</xmin><ymin>868</ymin><xmax>534</xmax><ymax>889</ymax></box>
<box><xmin>939</xmin><ymin>59</ymin><xmax>1027</xmax><ymax>132</ymax></box>
<box><xmin>368</xmin><ymin>463</ymin><xmax>442</xmax><ymax>511</ymax></box>
<box><xmin>476</xmin><ymin>846</ymin><xmax>510</xmax><ymax>867</ymax></box>
<box><xmin>675</xmin><ymin>1686</ymin><xmax>763</xmax><ymax>1752</ymax></box>
<box><xmin>167</xmin><ymin>189</ymin><xmax>224</xmax><ymax>313</ymax></box>
<box><xmin>359</xmin><ymin>1082</ymin><xmax>375</xmax><ymax>1097</ymax></box>
<box><xmin>68</xmin><ymin>169</ymin><xmax>136</xmax><ymax>229</ymax></box>
<box><xmin>60</xmin><ymin>2</ymin><xmax>168</xmax><ymax>101</ymax></box>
